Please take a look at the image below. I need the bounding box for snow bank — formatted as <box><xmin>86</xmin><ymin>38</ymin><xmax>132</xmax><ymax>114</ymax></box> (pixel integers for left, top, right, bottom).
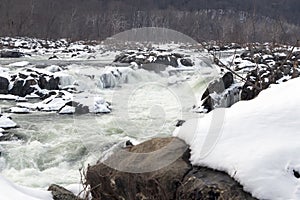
<box><xmin>174</xmin><ymin>78</ymin><xmax>300</xmax><ymax>200</ymax></box>
<box><xmin>0</xmin><ymin>175</ymin><xmax>51</xmax><ymax>200</ymax></box>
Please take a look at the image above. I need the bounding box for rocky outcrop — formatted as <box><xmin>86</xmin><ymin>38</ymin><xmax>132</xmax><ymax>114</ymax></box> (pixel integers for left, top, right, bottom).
<box><xmin>0</xmin><ymin>51</ymin><xmax>24</xmax><ymax>58</ymax></box>
<box><xmin>86</xmin><ymin>137</ymin><xmax>256</xmax><ymax>200</ymax></box>
<box><xmin>3</xmin><ymin>68</ymin><xmax>61</xmax><ymax>97</ymax></box>
<box><xmin>200</xmin><ymin>72</ymin><xmax>241</xmax><ymax>113</ymax></box>
<box><xmin>114</xmin><ymin>50</ymin><xmax>194</xmax><ymax>69</ymax></box>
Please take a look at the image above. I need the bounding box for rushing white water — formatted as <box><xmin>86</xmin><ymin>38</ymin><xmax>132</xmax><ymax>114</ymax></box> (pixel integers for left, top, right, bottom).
<box><xmin>0</xmin><ymin>58</ymin><xmax>216</xmax><ymax>191</ymax></box>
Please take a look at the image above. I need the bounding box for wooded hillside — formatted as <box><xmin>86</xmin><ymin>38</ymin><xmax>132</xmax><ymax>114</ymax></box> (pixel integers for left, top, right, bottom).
<box><xmin>0</xmin><ymin>0</ymin><xmax>299</xmax><ymax>43</ymax></box>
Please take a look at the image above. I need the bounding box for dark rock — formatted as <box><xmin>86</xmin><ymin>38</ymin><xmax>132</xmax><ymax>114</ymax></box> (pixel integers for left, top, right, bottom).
<box><xmin>0</xmin><ymin>51</ymin><xmax>24</xmax><ymax>58</ymax></box>
<box><xmin>293</xmin><ymin>170</ymin><xmax>300</xmax><ymax>179</ymax></box>
<box><xmin>125</xmin><ymin>140</ymin><xmax>134</xmax><ymax>147</ymax></box>
<box><xmin>9</xmin><ymin>80</ymin><xmax>24</xmax><ymax>96</ymax></box>
<box><xmin>175</xmin><ymin>120</ymin><xmax>186</xmax><ymax>127</ymax></box>
<box><xmin>177</xmin><ymin>167</ymin><xmax>256</xmax><ymax>200</ymax></box>
<box><xmin>38</xmin><ymin>76</ymin><xmax>59</xmax><ymax>90</ymax></box>
<box><xmin>86</xmin><ymin>137</ymin><xmax>255</xmax><ymax>200</ymax></box>
<box><xmin>0</xmin><ymin>76</ymin><xmax>9</xmax><ymax>94</ymax></box>
<box><xmin>180</xmin><ymin>58</ymin><xmax>193</xmax><ymax>66</ymax></box>
<box><xmin>49</xmin><ymin>55</ymin><xmax>59</xmax><ymax>60</ymax></box>
<box><xmin>10</xmin><ymin>79</ymin><xmax>36</xmax><ymax>97</ymax></box>
<box><xmin>48</xmin><ymin>184</ymin><xmax>82</xmax><ymax>200</ymax></box>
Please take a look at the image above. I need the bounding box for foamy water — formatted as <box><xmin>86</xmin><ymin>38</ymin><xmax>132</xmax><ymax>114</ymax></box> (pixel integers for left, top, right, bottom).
<box><xmin>0</xmin><ymin>58</ymin><xmax>215</xmax><ymax>189</ymax></box>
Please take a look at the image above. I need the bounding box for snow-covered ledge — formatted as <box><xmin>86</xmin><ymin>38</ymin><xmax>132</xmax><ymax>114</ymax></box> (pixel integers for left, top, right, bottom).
<box><xmin>174</xmin><ymin>77</ymin><xmax>300</xmax><ymax>200</ymax></box>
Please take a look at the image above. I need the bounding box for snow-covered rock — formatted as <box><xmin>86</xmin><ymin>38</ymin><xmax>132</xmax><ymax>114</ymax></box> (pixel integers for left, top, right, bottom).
<box><xmin>9</xmin><ymin>107</ymin><xmax>30</xmax><ymax>114</ymax></box>
<box><xmin>174</xmin><ymin>77</ymin><xmax>300</xmax><ymax>200</ymax></box>
<box><xmin>0</xmin><ymin>115</ymin><xmax>17</xmax><ymax>128</ymax></box>
<box><xmin>58</xmin><ymin>106</ymin><xmax>76</xmax><ymax>114</ymax></box>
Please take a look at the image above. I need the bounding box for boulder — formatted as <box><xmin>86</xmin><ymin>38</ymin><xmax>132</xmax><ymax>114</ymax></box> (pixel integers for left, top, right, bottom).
<box><xmin>86</xmin><ymin>137</ymin><xmax>191</xmax><ymax>200</ymax></box>
<box><xmin>9</xmin><ymin>79</ymin><xmax>36</xmax><ymax>97</ymax></box>
<box><xmin>0</xmin><ymin>76</ymin><xmax>9</xmax><ymax>94</ymax></box>
<box><xmin>86</xmin><ymin>137</ymin><xmax>256</xmax><ymax>200</ymax></box>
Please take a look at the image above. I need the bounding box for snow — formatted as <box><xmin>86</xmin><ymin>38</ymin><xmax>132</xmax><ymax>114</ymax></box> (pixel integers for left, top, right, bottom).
<box><xmin>0</xmin><ymin>175</ymin><xmax>52</xmax><ymax>200</ymax></box>
<box><xmin>0</xmin><ymin>94</ymin><xmax>19</xmax><ymax>100</ymax></box>
<box><xmin>0</xmin><ymin>115</ymin><xmax>17</xmax><ymax>128</ymax></box>
<box><xmin>58</xmin><ymin>105</ymin><xmax>75</xmax><ymax>114</ymax></box>
<box><xmin>39</xmin><ymin>98</ymin><xmax>67</xmax><ymax>111</ymax></box>
<box><xmin>8</xmin><ymin>61</ymin><xmax>30</xmax><ymax>67</ymax></box>
<box><xmin>174</xmin><ymin>78</ymin><xmax>300</xmax><ymax>200</ymax></box>
<box><xmin>9</xmin><ymin>107</ymin><xmax>30</xmax><ymax>114</ymax></box>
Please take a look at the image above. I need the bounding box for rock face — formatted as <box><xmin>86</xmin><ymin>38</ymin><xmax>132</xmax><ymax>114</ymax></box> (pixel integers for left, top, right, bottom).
<box><xmin>86</xmin><ymin>137</ymin><xmax>256</xmax><ymax>200</ymax></box>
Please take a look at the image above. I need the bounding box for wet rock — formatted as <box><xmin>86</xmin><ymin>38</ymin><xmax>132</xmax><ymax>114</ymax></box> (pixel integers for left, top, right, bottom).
<box><xmin>48</xmin><ymin>184</ymin><xmax>82</xmax><ymax>200</ymax></box>
<box><xmin>0</xmin><ymin>76</ymin><xmax>9</xmax><ymax>94</ymax></box>
<box><xmin>86</xmin><ymin>137</ymin><xmax>255</xmax><ymax>200</ymax></box>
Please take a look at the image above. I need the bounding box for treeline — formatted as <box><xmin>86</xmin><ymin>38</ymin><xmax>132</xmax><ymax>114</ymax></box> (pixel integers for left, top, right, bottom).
<box><xmin>0</xmin><ymin>0</ymin><xmax>299</xmax><ymax>43</ymax></box>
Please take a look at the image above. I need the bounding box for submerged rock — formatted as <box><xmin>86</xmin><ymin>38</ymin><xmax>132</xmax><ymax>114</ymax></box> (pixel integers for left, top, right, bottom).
<box><xmin>86</xmin><ymin>137</ymin><xmax>255</xmax><ymax>200</ymax></box>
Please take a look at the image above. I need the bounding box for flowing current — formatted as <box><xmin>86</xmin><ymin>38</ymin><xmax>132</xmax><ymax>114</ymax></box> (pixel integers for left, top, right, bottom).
<box><xmin>0</xmin><ymin>58</ymin><xmax>215</xmax><ymax>190</ymax></box>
